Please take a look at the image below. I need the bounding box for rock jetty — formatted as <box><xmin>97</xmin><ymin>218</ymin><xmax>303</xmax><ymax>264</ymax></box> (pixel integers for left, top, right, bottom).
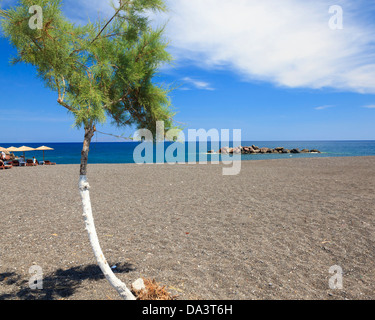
<box><xmin>216</xmin><ymin>145</ymin><xmax>321</xmax><ymax>155</ymax></box>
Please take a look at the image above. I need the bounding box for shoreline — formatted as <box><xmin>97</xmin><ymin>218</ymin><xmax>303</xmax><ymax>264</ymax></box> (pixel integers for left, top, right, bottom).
<box><xmin>3</xmin><ymin>155</ymin><xmax>375</xmax><ymax>168</ymax></box>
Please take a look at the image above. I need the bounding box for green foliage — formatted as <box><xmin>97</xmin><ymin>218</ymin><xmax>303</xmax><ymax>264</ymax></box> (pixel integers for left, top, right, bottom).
<box><xmin>0</xmin><ymin>0</ymin><xmax>178</xmax><ymax>136</ymax></box>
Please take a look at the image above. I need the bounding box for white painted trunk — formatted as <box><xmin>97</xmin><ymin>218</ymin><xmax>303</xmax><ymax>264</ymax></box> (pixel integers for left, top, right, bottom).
<box><xmin>79</xmin><ymin>175</ymin><xmax>136</xmax><ymax>300</ymax></box>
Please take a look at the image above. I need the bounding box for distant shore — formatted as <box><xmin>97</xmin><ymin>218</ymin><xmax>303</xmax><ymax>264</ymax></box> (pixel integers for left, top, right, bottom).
<box><xmin>1</xmin><ymin>156</ymin><xmax>374</xmax><ymax>300</ymax></box>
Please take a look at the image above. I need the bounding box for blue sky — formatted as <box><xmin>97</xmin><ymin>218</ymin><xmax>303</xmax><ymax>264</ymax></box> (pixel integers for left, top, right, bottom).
<box><xmin>0</xmin><ymin>0</ymin><xmax>375</xmax><ymax>143</ymax></box>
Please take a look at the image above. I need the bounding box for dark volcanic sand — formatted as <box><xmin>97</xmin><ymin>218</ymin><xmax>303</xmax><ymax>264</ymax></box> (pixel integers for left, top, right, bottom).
<box><xmin>0</xmin><ymin>156</ymin><xmax>374</xmax><ymax>300</ymax></box>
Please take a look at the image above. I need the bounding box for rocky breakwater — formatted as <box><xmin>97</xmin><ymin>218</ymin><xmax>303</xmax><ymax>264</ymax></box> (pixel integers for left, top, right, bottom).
<box><xmin>215</xmin><ymin>145</ymin><xmax>321</xmax><ymax>155</ymax></box>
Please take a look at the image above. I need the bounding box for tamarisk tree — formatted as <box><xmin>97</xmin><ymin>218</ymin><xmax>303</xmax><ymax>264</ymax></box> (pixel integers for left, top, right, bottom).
<box><xmin>1</xmin><ymin>0</ymin><xmax>176</xmax><ymax>300</ymax></box>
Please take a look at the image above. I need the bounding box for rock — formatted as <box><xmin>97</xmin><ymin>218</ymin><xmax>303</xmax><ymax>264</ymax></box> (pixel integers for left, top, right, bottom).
<box><xmin>219</xmin><ymin>147</ymin><xmax>229</xmax><ymax>154</ymax></box>
<box><xmin>247</xmin><ymin>147</ymin><xmax>255</xmax><ymax>153</ymax></box>
<box><xmin>275</xmin><ymin>147</ymin><xmax>284</xmax><ymax>152</ymax></box>
<box><xmin>132</xmin><ymin>278</ymin><xmax>146</xmax><ymax>292</ymax></box>
<box><xmin>260</xmin><ymin>147</ymin><xmax>270</xmax><ymax>154</ymax></box>
<box><xmin>282</xmin><ymin>149</ymin><xmax>290</xmax><ymax>153</ymax></box>
<box><xmin>290</xmin><ymin>148</ymin><xmax>301</xmax><ymax>154</ymax></box>
<box><xmin>310</xmin><ymin>149</ymin><xmax>321</xmax><ymax>153</ymax></box>
<box><xmin>207</xmin><ymin>150</ymin><xmax>215</xmax><ymax>154</ymax></box>
<box><xmin>252</xmin><ymin>145</ymin><xmax>260</xmax><ymax>150</ymax></box>
<box><xmin>242</xmin><ymin>147</ymin><xmax>250</xmax><ymax>154</ymax></box>
<box><xmin>251</xmin><ymin>149</ymin><xmax>260</xmax><ymax>154</ymax></box>
<box><xmin>233</xmin><ymin>147</ymin><xmax>241</xmax><ymax>154</ymax></box>
<box><xmin>301</xmin><ymin>149</ymin><xmax>310</xmax><ymax>153</ymax></box>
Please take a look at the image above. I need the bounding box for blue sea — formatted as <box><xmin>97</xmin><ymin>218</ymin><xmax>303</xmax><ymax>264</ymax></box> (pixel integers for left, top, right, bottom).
<box><xmin>1</xmin><ymin>141</ymin><xmax>375</xmax><ymax>164</ymax></box>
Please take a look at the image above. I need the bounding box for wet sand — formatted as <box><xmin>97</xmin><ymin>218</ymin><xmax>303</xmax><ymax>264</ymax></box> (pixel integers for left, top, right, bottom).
<box><xmin>0</xmin><ymin>156</ymin><xmax>374</xmax><ymax>300</ymax></box>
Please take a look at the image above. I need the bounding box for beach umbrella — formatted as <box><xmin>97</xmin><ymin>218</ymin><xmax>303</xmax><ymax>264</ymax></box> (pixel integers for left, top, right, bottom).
<box><xmin>0</xmin><ymin>147</ymin><xmax>10</xmax><ymax>157</ymax></box>
<box><xmin>35</xmin><ymin>146</ymin><xmax>54</xmax><ymax>162</ymax></box>
<box><xmin>0</xmin><ymin>147</ymin><xmax>10</xmax><ymax>154</ymax></box>
<box><xmin>6</xmin><ymin>146</ymin><xmax>19</xmax><ymax>158</ymax></box>
<box><xmin>6</xmin><ymin>147</ymin><xmax>20</xmax><ymax>158</ymax></box>
<box><xmin>15</xmin><ymin>146</ymin><xmax>36</xmax><ymax>159</ymax></box>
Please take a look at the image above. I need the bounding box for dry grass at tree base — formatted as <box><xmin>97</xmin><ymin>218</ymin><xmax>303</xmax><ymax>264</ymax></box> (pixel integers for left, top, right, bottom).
<box><xmin>132</xmin><ymin>279</ymin><xmax>178</xmax><ymax>300</ymax></box>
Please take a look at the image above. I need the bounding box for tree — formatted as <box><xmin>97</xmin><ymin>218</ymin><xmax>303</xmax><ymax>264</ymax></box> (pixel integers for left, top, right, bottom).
<box><xmin>1</xmin><ymin>0</ymin><xmax>176</xmax><ymax>300</ymax></box>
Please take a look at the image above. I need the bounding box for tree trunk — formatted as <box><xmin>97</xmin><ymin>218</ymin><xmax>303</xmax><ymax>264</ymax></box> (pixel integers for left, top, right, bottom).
<box><xmin>79</xmin><ymin>125</ymin><xmax>136</xmax><ymax>300</ymax></box>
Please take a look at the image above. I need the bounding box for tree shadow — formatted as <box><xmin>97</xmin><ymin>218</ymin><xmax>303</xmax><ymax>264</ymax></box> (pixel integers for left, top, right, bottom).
<box><xmin>0</xmin><ymin>262</ymin><xmax>135</xmax><ymax>300</ymax></box>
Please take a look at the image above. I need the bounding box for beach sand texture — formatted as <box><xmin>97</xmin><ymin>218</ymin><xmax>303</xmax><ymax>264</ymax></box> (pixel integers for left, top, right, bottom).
<box><xmin>0</xmin><ymin>156</ymin><xmax>374</xmax><ymax>300</ymax></box>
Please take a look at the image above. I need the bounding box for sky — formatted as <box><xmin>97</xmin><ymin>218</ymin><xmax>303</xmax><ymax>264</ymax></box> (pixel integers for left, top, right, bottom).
<box><xmin>0</xmin><ymin>0</ymin><xmax>375</xmax><ymax>143</ymax></box>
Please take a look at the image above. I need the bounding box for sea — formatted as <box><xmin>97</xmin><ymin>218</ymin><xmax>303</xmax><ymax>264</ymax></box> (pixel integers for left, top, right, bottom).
<box><xmin>1</xmin><ymin>141</ymin><xmax>375</xmax><ymax>165</ymax></box>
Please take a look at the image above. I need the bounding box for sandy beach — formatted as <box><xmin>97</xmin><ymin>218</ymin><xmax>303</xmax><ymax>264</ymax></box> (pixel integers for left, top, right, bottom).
<box><xmin>0</xmin><ymin>156</ymin><xmax>374</xmax><ymax>300</ymax></box>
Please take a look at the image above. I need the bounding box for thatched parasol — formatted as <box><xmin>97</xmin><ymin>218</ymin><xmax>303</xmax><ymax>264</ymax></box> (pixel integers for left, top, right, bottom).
<box><xmin>6</xmin><ymin>147</ymin><xmax>20</xmax><ymax>159</ymax></box>
<box><xmin>14</xmin><ymin>146</ymin><xmax>36</xmax><ymax>160</ymax></box>
<box><xmin>0</xmin><ymin>147</ymin><xmax>10</xmax><ymax>155</ymax></box>
<box><xmin>35</xmin><ymin>146</ymin><xmax>54</xmax><ymax>162</ymax></box>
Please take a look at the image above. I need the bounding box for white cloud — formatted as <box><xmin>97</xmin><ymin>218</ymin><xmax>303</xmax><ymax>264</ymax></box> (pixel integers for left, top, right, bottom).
<box><xmin>161</xmin><ymin>0</ymin><xmax>375</xmax><ymax>93</ymax></box>
<box><xmin>315</xmin><ymin>105</ymin><xmax>335</xmax><ymax>110</ymax></box>
<box><xmin>362</xmin><ymin>104</ymin><xmax>375</xmax><ymax>109</ymax></box>
<box><xmin>181</xmin><ymin>77</ymin><xmax>215</xmax><ymax>91</ymax></box>
<box><xmin>6</xmin><ymin>0</ymin><xmax>375</xmax><ymax>94</ymax></box>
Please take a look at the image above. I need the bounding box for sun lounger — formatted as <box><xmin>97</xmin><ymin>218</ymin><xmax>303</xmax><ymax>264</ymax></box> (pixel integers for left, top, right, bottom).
<box><xmin>12</xmin><ymin>160</ymin><xmax>20</xmax><ymax>167</ymax></box>
<box><xmin>44</xmin><ymin>160</ymin><xmax>56</xmax><ymax>165</ymax></box>
<box><xmin>26</xmin><ymin>159</ymin><xmax>37</xmax><ymax>166</ymax></box>
<box><xmin>0</xmin><ymin>160</ymin><xmax>12</xmax><ymax>170</ymax></box>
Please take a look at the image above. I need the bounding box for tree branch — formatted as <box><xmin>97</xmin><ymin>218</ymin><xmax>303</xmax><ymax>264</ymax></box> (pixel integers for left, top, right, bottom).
<box><xmin>57</xmin><ymin>98</ymin><xmax>74</xmax><ymax>112</ymax></box>
<box><xmin>103</xmin><ymin>86</ymin><xmax>132</xmax><ymax>110</ymax></box>
<box><xmin>90</xmin><ymin>0</ymin><xmax>129</xmax><ymax>45</ymax></box>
